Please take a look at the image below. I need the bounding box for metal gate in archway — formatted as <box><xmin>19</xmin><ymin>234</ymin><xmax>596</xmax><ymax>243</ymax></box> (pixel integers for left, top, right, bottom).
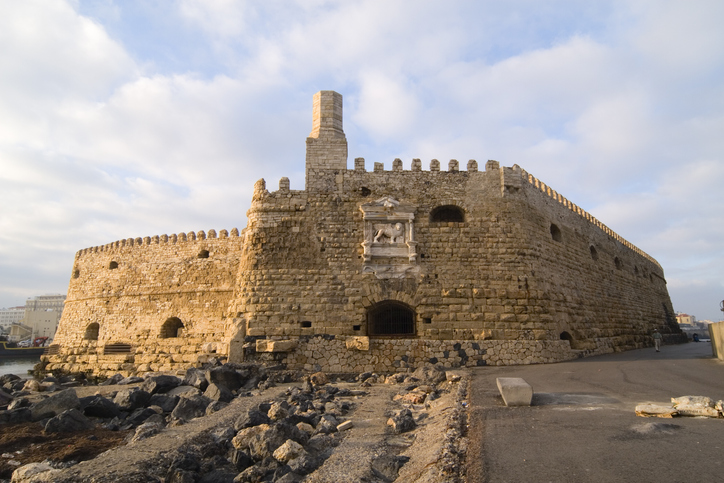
<box><xmin>367</xmin><ymin>301</ymin><xmax>415</xmax><ymax>336</ymax></box>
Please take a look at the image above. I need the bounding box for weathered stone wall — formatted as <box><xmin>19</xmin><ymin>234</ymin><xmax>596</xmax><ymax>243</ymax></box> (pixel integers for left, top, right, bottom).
<box><xmin>44</xmin><ymin>90</ymin><xmax>680</xmax><ymax>376</ymax></box>
<box><xmin>232</xmin><ymin>157</ymin><xmax>678</xmax><ymax>371</ymax></box>
<box><xmin>45</xmin><ymin>229</ymin><xmax>242</xmax><ymax>375</ymax></box>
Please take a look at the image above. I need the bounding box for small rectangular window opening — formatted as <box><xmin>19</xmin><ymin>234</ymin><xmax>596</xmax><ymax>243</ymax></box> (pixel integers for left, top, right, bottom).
<box><xmin>300</xmin><ymin>321</ymin><xmax>312</xmax><ymax>328</ymax></box>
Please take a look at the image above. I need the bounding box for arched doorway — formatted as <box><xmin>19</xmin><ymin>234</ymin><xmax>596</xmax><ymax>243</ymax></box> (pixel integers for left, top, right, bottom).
<box><xmin>367</xmin><ymin>301</ymin><xmax>416</xmax><ymax>336</ymax></box>
<box><xmin>160</xmin><ymin>317</ymin><xmax>184</xmax><ymax>338</ymax></box>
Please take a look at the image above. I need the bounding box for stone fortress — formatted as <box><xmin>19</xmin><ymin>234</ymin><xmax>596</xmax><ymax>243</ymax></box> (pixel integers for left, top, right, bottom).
<box><xmin>43</xmin><ymin>91</ymin><xmax>682</xmax><ymax>377</ymax></box>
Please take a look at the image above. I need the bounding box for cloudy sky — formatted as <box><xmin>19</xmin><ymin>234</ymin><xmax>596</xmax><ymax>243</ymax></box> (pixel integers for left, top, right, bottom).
<box><xmin>1</xmin><ymin>0</ymin><xmax>722</xmax><ymax>321</ymax></box>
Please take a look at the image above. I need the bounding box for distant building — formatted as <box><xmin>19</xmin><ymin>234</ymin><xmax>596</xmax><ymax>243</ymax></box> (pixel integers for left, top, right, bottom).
<box><xmin>676</xmin><ymin>313</ymin><xmax>697</xmax><ymax>326</ymax></box>
<box><xmin>676</xmin><ymin>312</ymin><xmax>709</xmax><ymax>340</ymax></box>
<box><xmin>6</xmin><ymin>294</ymin><xmax>66</xmax><ymax>342</ymax></box>
<box><xmin>0</xmin><ymin>306</ymin><xmax>26</xmax><ymax>330</ymax></box>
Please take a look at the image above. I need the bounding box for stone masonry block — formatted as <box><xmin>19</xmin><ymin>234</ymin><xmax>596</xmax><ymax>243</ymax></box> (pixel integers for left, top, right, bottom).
<box><xmin>496</xmin><ymin>377</ymin><xmax>533</xmax><ymax>406</ymax></box>
<box><xmin>256</xmin><ymin>339</ymin><xmax>298</xmax><ymax>353</ymax></box>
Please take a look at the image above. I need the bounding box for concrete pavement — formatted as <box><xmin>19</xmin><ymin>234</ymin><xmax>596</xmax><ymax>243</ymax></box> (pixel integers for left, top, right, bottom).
<box><xmin>467</xmin><ymin>341</ymin><xmax>724</xmax><ymax>483</ymax></box>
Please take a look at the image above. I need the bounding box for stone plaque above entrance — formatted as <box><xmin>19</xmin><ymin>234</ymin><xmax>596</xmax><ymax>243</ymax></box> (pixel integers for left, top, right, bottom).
<box><xmin>360</xmin><ymin>196</ymin><xmax>419</xmax><ymax>279</ymax></box>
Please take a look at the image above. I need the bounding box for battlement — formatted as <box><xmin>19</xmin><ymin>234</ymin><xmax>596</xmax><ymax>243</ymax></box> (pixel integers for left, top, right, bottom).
<box><xmin>75</xmin><ymin>227</ymin><xmax>241</xmax><ymax>258</ymax></box>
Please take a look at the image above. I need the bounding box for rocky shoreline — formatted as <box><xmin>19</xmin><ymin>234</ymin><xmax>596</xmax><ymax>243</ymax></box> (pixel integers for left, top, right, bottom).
<box><xmin>0</xmin><ymin>363</ymin><xmax>468</xmax><ymax>482</ymax></box>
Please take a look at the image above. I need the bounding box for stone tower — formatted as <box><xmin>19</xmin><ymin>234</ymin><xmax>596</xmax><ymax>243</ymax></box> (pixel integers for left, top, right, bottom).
<box><xmin>305</xmin><ymin>90</ymin><xmax>348</xmax><ymax>192</ymax></box>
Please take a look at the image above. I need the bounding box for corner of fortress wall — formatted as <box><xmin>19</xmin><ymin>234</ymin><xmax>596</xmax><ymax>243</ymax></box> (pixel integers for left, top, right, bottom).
<box><xmin>44</xmin><ymin>90</ymin><xmax>681</xmax><ymax>377</ymax></box>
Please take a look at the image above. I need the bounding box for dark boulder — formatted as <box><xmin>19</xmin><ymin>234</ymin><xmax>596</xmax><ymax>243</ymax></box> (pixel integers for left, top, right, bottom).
<box><xmin>183</xmin><ymin>367</ymin><xmax>209</xmax><ymax>392</ymax></box>
<box><xmin>125</xmin><ymin>407</ymin><xmax>158</xmax><ymax>427</ymax></box>
<box><xmin>0</xmin><ymin>407</ymin><xmax>32</xmax><ymax>425</ymax></box>
<box><xmin>114</xmin><ymin>387</ymin><xmax>151</xmax><ymax>412</ymax></box>
<box><xmin>30</xmin><ymin>388</ymin><xmax>80</xmax><ymax>421</ymax></box>
<box><xmin>0</xmin><ymin>374</ymin><xmax>20</xmax><ymax>386</ymax></box>
<box><xmin>204</xmin><ymin>383</ymin><xmax>233</xmax><ymax>403</ymax></box>
<box><xmin>206</xmin><ymin>366</ymin><xmax>244</xmax><ymax>392</ymax></box>
<box><xmin>149</xmin><ymin>393</ymin><xmax>180</xmax><ymax>413</ymax></box>
<box><xmin>99</xmin><ymin>373</ymin><xmax>124</xmax><ymax>386</ymax></box>
<box><xmin>0</xmin><ymin>387</ymin><xmax>13</xmax><ymax>408</ymax></box>
<box><xmin>117</xmin><ymin>376</ymin><xmax>144</xmax><ymax>385</ymax></box>
<box><xmin>387</xmin><ymin>408</ymin><xmax>416</xmax><ymax>434</ymax></box>
<box><xmin>142</xmin><ymin>375</ymin><xmax>182</xmax><ymax>395</ymax></box>
<box><xmin>82</xmin><ymin>395</ymin><xmax>122</xmax><ymax>419</ymax></box>
<box><xmin>234</xmin><ymin>408</ymin><xmax>271</xmax><ymax>431</ymax></box>
<box><xmin>7</xmin><ymin>397</ymin><xmax>30</xmax><ymax>410</ymax></box>
<box><xmin>170</xmin><ymin>394</ymin><xmax>211</xmax><ymax>423</ymax></box>
<box><xmin>44</xmin><ymin>408</ymin><xmax>95</xmax><ymax>433</ymax></box>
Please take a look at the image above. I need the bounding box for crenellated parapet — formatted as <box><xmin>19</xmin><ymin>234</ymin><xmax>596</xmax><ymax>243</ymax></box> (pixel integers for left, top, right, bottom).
<box><xmin>75</xmin><ymin>228</ymin><xmax>241</xmax><ymax>258</ymax></box>
<box><xmin>518</xmin><ymin>168</ymin><xmax>662</xmax><ymax>270</ymax></box>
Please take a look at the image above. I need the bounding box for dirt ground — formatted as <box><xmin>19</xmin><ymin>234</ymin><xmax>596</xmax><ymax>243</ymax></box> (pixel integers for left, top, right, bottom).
<box><xmin>0</xmin><ymin>423</ymin><xmax>130</xmax><ymax>480</ymax></box>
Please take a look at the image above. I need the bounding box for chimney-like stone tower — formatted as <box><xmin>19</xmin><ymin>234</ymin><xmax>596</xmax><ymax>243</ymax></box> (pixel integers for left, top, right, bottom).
<box><xmin>305</xmin><ymin>90</ymin><xmax>348</xmax><ymax>191</ymax></box>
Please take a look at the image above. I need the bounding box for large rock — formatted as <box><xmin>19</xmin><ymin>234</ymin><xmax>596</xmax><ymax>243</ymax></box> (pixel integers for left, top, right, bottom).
<box><xmin>44</xmin><ymin>408</ymin><xmax>95</xmax><ymax>433</ymax></box>
<box><xmin>30</xmin><ymin>389</ymin><xmax>80</xmax><ymax>421</ymax></box>
<box><xmin>0</xmin><ymin>387</ymin><xmax>13</xmax><ymax>408</ymax></box>
<box><xmin>0</xmin><ymin>374</ymin><xmax>20</xmax><ymax>386</ymax></box>
<box><xmin>128</xmin><ymin>421</ymin><xmax>163</xmax><ymax>443</ymax></box>
<box><xmin>125</xmin><ymin>407</ymin><xmax>159</xmax><ymax>427</ymax></box>
<box><xmin>0</xmin><ymin>407</ymin><xmax>32</xmax><ymax>425</ymax></box>
<box><xmin>167</xmin><ymin>385</ymin><xmax>200</xmax><ymax>398</ymax></box>
<box><xmin>182</xmin><ymin>367</ymin><xmax>209</xmax><ymax>392</ymax></box>
<box><xmin>149</xmin><ymin>393</ymin><xmax>180</xmax><ymax>413</ymax></box>
<box><xmin>273</xmin><ymin>439</ymin><xmax>306</xmax><ymax>464</ymax></box>
<box><xmin>387</xmin><ymin>408</ymin><xmax>416</xmax><ymax>434</ymax></box>
<box><xmin>81</xmin><ymin>395</ymin><xmax>122</xmax><ymax>419</ymax></box>
<box><xmin>206</xmin><ymin>366</ymin><xmax>245</xmax><ymax>392</ymax></box>
<box><xmin>142</xmin><ymin>375</ymin><xmax>182</xmax><ymax>395</ymax></box>
<box><xmin>170</xmin><ymin>394</ymin><xmax>211</xmax><ymax>422</ymax></box>
<box><xmin>204</xmin><ymin>383</ymin><xmax>233</xmax><ymax>403</ymax></box>
<box><xmin>10</xmin><ymin>462</ymin><xmax>61</xmax><ymax>482</ymax></box>
<box><xmin>114</xmin><ymin>387</ymin><xmax>151</xmax><ymax>412</ymax></box>
<box><xmin>234</xmin><ymin>408</ymin><xmax>271</xmax><ymax>431</ymax></box>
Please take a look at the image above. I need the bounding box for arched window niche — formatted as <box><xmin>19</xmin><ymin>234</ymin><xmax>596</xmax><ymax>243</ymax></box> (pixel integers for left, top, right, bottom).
<box><xmin>83</xmin><ymin>322</ymin><xmax>99</xmax><ymax>341</ymax></box>
<box><xmin>160</xmin><ymin>317</ymin><xmax>185</xmax><ymax>338</ymax></box>
<box><xmin>430</xmin><ymin>205</ymin><xmax>465</xmax><ymax>223</ymax></box>
<box><xmin>367</xmin><ymin>301</ymin><xmax>416</xmax><ymax>337</ymax></box>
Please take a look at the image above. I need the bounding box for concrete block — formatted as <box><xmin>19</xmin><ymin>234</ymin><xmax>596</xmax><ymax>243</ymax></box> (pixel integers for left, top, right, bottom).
<box><xmin>496</xmin><ymin>377</ymin><xmax>533</xmax><ymax>406</ymax></box>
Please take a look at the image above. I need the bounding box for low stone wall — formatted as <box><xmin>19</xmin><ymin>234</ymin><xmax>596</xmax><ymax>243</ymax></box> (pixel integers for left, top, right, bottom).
<box><xmin>709</xmin><ymin>322</ymin><xmax>724</xmax><ymax>361</ymax></box>
<box><xmin>243</xmin><ymin>335</ymin><xmax>624</xmax><ymax>373</ymax></box>
<box><xmin>43</xmin><ymin>338</ymin><xmax>227</xmax><ymax>377</ymax></box>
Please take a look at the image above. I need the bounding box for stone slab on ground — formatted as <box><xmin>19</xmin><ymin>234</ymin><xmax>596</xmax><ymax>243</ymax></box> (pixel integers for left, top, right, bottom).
<box><xmin>496</xmin><ymin>377</ymin><xmax>533</xmax><ymax>406</ymax></box>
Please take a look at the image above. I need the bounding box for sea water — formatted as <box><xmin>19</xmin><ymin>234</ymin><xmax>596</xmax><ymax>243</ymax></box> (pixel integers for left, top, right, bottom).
<box><xmin>0</xmin><ymin>356</ymin><xmax>39</xmax><ymax>378</ymax></box>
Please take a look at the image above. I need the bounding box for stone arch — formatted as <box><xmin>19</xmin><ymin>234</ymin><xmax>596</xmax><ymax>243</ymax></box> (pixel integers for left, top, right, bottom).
<box><xmin>589</xmin><ymin>245</ymin><xmax>598</xmax><ymax>261</ymax></box>
<box><xmin>430</xmin><ymin>204</ymin><xmax>465</xmax><ymax>223</ymax></box>
<box><xmin>84</xmin><ymin>322</ymin><xmax>99</xmax><ymax>341</ymax></box>
<box><xmin>367</xmin><ymin>301</ymin><xmax>416</xmax><ymax>336</ymax></box>
<box><xmin>160</xmin><ymin>317</ymin><xmax>185</xmax><ymax>338</ymax></box>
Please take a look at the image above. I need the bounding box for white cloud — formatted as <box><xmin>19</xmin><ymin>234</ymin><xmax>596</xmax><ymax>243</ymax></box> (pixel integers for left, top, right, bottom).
<box><xmin>0</xmin><ymin>0</ymin><xmax>723</xmax><ymax>322</ymax></box>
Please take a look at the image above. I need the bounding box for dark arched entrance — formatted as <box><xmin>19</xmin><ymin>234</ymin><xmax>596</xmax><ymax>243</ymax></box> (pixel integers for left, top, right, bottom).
<box><xmin>367</xmin><ymin>301</ymin><xmax>415</xmax><ymax>336</ymax></box>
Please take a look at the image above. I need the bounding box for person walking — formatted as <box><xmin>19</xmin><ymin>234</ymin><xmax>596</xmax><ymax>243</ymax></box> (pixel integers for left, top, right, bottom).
<box><xmin>653</xmin><ymin>328</ymin><xmax>662</xmax><ymax>352</ymax></box>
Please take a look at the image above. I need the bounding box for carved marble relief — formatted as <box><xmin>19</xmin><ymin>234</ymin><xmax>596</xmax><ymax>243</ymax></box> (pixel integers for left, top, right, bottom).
<box><xmin>359</xmin><ymin>196</ymin><xmax>419</xmax><ymax>278</ymax></box>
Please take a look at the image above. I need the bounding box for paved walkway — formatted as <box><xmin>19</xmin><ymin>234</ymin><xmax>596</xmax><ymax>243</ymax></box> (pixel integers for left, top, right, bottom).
<box><xmin>467</xmin><ymin>342</ymin><xmax>724</xmax><ymax>483</ymax></box>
